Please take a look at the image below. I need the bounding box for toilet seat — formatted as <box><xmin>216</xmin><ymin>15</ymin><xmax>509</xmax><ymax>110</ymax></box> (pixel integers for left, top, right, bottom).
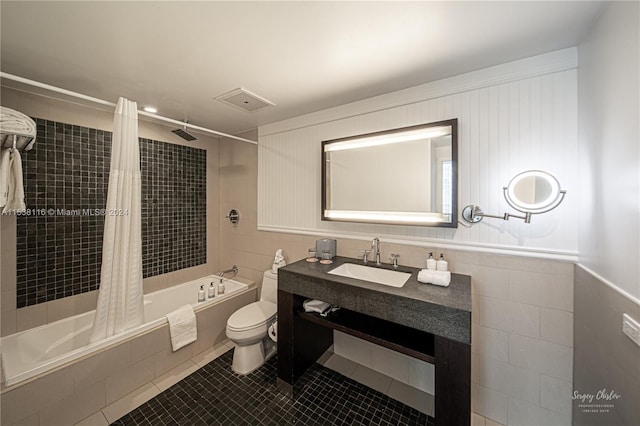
<box><xmin>227</xmin><ymin>301</ymin><xmax>277</xmax><ymax>332</ymax></box>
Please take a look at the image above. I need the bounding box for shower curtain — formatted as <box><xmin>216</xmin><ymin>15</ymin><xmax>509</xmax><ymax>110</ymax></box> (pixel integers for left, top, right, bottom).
<box><xmin>90</xmin><ymin>97</ymin><xmax>144</xmax><ymax>343</ymax></box>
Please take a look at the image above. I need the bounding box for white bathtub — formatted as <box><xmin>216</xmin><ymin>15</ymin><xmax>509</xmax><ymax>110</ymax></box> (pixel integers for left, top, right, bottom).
<box><xmin>1</xmin><ymin>275</ymin><xmax>248</xmax><ymax>387</ymax></box>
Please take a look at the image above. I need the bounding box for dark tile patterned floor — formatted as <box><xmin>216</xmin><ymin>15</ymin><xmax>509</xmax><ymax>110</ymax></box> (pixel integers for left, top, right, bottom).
<box><xmin>112</xmin><ymin>350</ymin><xmax>435</xmax><ymax>425</ymax></box>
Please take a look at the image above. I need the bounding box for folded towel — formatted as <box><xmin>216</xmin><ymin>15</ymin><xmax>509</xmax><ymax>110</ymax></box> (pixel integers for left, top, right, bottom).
<box><xmin>166</xmin><ymin>304</ymin><xmax>197</xmax><ymax>351</ymax></box>
<box><xmin>303</xmin><ymin>299</ymin><xmax>339</xmax><ymax>317</ymax></box>
<box><xmin>417</xmin><ymin>269</ymin><xmax>451</xmax><ymax>287</ymax></box>
<box><xmin>2</xmin><ymin>149</ymin><xmax>25</xmax><ymax>213</ymax></box>
<box><xmin>0</xmin><ymin>149</ymin><xmax>11</xmax><ymax>208</ymax></box>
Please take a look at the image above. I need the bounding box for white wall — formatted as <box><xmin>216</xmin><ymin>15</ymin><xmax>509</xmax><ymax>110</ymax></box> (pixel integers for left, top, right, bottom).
<box><xmin>258</xmin><ymin>49</ymin><xmax>578</xmax><ymax>260</ymax></box>
<box><xmin>577</xmin><ymin>1</ymin><xmax>640</xmax><ymax>300</ymax></box>
<box><xmin>257</xmin><ymin>50</ymin><xmax>580</xmax><ymax>425</ymax></box>
<box><xmin>574</xmin><ymin>3</ymin><xmax>640</xmax><ymax>425</ymax></box>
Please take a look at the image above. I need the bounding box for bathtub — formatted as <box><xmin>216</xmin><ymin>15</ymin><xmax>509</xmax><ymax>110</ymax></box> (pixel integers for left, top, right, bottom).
<box><xmin>1</xmin><ymin>275</ymin><xmax>249</xmax><ymax>388</ymax></box>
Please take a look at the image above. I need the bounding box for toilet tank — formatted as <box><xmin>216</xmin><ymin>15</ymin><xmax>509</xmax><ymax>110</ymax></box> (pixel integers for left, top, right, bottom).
<box><xmin>260</xmin><ymin>270</ymin><xmax>278</xmax><ymax>304</ymax></box>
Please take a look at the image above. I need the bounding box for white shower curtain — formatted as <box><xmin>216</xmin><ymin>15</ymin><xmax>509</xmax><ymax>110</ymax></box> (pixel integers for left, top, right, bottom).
<box><xmin>90</xmin><ymin>97</ymin><xmax>144</xmax><ymax>343</ymax></box>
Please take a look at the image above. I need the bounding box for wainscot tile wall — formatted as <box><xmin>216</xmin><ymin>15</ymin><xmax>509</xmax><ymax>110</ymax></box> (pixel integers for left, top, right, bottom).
<box><xmin>14</xmin><ymin>118</ymin><xmax>206</xmax><ymax>308</ymax></box>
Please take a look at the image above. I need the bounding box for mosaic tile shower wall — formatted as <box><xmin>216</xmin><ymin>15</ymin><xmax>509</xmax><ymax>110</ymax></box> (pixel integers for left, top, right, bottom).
<box><xmin>14</xmin><ymin>119</ymin><xmax>206</xmax><ymax>308</ymax></box>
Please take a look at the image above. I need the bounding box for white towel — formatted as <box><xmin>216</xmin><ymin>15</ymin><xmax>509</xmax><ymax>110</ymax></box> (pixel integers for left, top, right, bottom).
<box><xmin>0</xmin><ymin>149</ymin><xmax>11</xmax><ymax>208</ymax></box>
<box><xmin>417</xmin><ymin>269</ymin><xmax>451</xmax><ymax>287</ymax></box>
<box><xmin>2</xmin><ymin>149</ymin><xmax>25</xmax><ymax>213</ymax></box>
<box><xmin>303</xmin><ymin>299</ymin><xmax>339</xmax><ymax>317</ymax></box>
<box><xmin>166</xmin><ymin>304</ymin><xmax>197</xmax><ymax>351</ymax></box>
<box><xmin>303</xmin><ymin>299</ymin><xmax>331</xmax><ymax>314</ymax></box>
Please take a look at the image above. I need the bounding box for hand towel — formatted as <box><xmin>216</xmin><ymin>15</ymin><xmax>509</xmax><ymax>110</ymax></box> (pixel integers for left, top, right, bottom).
<box><xmin>0</xmin><ymin>149</ymin><xmax>11</xmax><ymax>208</ymax></box>
<box><xmin>303</xmin><ymin>299</ymin><xmax>340</xmax><ymax>317</ymax></box>
<box><xmin>417</xmin><ymin>269</ymin><xmax>451</xmax><ymax>287</ymax></box>
<box><xmin>2</xmin><ymin>149</ymin><xmax>25</xmax><ymax>213</ymax></box>
<box><xmin>166</xmin><ymin>304</ymin><xmax>197</xmax><ymax>351</ymax></box>
<box><xmin>271</xmin><ymin>248</ymin><xmax>286</xmax><ymax>273</ymax></box>
<box><xmin>0</xmin><ymin>149</ymin><xmax>11</xmax><ymax>207</ymax></box>
<box><xmin>303</xmin><ymin>299</ymin><xmax>332</xmax><ymax>315</ymax></box>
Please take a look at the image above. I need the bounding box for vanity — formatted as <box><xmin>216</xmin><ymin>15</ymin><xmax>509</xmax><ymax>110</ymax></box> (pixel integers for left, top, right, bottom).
<box><xmin>277</xmin><ymin>256</ymin><xmax>472</xmax><ymax>426</ymax></box>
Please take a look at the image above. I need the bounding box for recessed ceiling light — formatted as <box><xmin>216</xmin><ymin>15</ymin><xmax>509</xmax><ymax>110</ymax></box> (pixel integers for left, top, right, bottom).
<box><xmin>142</xmin><ymin>106</ymin><xmax>158</xmax><ymax>113</ymax></box>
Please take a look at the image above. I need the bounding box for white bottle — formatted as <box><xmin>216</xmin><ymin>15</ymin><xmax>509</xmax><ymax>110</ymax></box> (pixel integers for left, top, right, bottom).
<box><xmin>198</xmin><ymin>285</ymin><xmax>205</xmax><ymax>302</ymax></box>
<box><xmin>218</xmin><ymin>279</ymin><xmax>225</xmax><ymax>295</ymax></box>
<box><xmin>208</xmin><ymin>282</ymin><xmax>216</xmax><ymax>299</ymax></box>
<box><xmin>426</xmin><ymin>252</ymin><xmax>437</xmax><ymax>270</ymax></box>
<box><xmin>436</xmin><ymin>253</ymin><xmax>448</xmax><ymax>271</ymax></box>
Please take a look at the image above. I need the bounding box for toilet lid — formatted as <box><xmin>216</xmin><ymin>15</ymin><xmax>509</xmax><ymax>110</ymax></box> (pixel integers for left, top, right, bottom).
<box><xmin>227</xmin><ymin>301</ymin><xmax>277</xmax><ymax>331</ymax></box>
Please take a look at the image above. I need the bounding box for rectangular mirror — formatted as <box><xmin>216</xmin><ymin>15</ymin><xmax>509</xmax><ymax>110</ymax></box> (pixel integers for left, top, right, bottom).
<box><xmin>322</xmin><ymin>118</ymin><xmax>457</xmax><ymax>227</ymax></box>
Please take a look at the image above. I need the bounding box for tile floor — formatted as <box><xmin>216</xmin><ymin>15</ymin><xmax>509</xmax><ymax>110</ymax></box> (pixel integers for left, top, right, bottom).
<box><xmin>321</xmin><ymin>353</ymin><xmax>434</xmax><ymax>416</ymax></box>
<box><xmin>109</xmin><ymin>348</ymin><xmax>435</xmax><ymax>425</ymax></box>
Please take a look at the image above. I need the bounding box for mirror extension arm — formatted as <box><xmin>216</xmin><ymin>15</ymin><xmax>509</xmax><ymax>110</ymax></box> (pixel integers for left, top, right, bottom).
<box><xmin>461</xmin><ymin>204</ymin><xmax>532</xmax><ymax>224</ymax></box>
<box><xmin>461</xmin><ymin>170</ymin><xmax>566</xmax><ymax>225</ymax></box>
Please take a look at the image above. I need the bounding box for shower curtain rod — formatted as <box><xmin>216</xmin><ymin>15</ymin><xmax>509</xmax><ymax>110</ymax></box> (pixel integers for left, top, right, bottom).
<box><xmin>0</xmin><ymin>72</ymin><xmax>258</xmax><ymax>145</ymax></box>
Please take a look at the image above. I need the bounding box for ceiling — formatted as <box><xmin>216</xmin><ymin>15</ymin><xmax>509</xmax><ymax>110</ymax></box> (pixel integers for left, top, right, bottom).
<box><xmin>1</xmin><ymin>1</ymin><xmax>604</xmax><ymax>137</ymax></box>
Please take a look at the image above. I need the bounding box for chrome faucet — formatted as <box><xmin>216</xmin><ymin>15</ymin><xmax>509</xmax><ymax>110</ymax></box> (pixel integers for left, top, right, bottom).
<box><xmin>371</xmin><ymin>238</ymin><xmax>381</xmax><ymax>265</ymax></box>
<box><xmin>218</xmin><ymin>265</ymin><xmax>238</xmax><ymax>281</ymax></box>
<box><xmin>390</xmin><ymin>254</ymin><xmax>400</xmax><ymax>270</ymax></box>
<box><xmin>362</xmin><ymin>249</ymin><xmax>371</xmax><ymax>265</ymax></box>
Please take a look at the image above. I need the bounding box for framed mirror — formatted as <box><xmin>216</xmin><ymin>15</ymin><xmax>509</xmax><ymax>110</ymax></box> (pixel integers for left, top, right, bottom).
<box><xmin>322</xmin><ymin>119</ymin><xmax>458</xmax><ymax>227</ymax></box>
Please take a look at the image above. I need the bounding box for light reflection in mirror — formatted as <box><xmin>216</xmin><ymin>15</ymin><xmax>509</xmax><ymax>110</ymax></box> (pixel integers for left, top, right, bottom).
<box><xmin>505</xmin><ymin>170</ymin><xmax>562</xmax><ymax>213</ymax></box>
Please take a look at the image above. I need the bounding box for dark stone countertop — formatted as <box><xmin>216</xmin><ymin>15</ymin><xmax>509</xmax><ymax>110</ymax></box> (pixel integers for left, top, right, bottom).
<box><xmin>278</xmin><ymin>256</ymin><xmax>472</xmax><ymax>344</ymax></box>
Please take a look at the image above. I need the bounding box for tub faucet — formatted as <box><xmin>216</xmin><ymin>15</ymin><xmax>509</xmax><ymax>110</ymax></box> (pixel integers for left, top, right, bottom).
<box><xmin>218</xmin><ymin>265</ymin><xmax>238</xmax><ymax>281</ymax></box>
<box><xmin>371</xmin><ymin>238</ymin><xmax>381</xmax><ymax>266</ymax></box>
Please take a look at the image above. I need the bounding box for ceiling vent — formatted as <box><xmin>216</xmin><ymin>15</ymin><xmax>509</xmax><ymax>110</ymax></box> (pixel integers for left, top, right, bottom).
<box><xmin>214</xmin><ymin>87</ymin><xmax>275</xmax><ymax>113</ymax></box>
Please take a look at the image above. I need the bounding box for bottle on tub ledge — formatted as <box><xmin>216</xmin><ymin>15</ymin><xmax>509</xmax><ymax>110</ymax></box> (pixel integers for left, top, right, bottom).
<box><xmin>198</xmin><ymin>285</ymin><xmax>206</xmax><ymax>302</ymax></box>
<box><xmin>208</xmin><ymin>282</ymin><xmax>216</xmax><ymax>299</ymax></box>
<box><xmin>218</xmin><ymin>279</ymin><xmax>225</xmax><ymax>295</ymax></box>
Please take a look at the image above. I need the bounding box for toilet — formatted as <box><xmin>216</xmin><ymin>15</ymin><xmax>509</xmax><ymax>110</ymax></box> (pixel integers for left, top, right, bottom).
<box><xmin>226</xmin><ymin>269</ymin><xmax>278</xmax><ymax>375</ymax></box>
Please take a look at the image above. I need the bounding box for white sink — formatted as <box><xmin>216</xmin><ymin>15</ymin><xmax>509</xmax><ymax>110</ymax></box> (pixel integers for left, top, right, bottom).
<box><xmin>328</xmin><ymin>263</ymin><xmax>411</xmax><ymax>288</ymax></box>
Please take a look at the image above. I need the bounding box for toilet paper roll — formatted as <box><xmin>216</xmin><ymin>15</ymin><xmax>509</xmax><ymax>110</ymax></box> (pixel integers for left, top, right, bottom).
<box><xmin>268</xmin><ymin>321</ymin><xmax>278</xmax><ymax>342</ymax></box>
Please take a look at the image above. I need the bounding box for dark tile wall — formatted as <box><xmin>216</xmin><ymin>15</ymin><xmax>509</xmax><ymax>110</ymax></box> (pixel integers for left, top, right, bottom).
<box><xmin>140</xmin><ymin>137</ymin><xmax>207</xmax><ymax>277</ymax></box>
<box><xmin>13</xmin><ymin>118</ymin><xmax>206</xmax><ymax>308</ymax></box>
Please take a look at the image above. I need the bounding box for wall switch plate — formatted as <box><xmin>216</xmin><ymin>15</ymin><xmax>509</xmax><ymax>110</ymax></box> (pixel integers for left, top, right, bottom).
<box><xmin>622</xmin><ymin>313</ymin><xmax>640</xmax><ymax>347</ymax></box>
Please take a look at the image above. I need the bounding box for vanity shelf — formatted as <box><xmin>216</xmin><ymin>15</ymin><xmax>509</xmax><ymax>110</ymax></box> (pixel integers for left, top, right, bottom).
<box><xmin>277</xmin><ymin>257</ymin><xmax>471</xmax><ymax>426</ymax></box>
<box><xmin>298</xmin><ymin>308</ymin><xmax>435</xmax><ymax>364</ymax></box>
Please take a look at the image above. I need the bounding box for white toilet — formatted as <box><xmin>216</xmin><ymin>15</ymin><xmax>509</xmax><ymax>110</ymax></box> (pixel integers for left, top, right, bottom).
<box><xmin>226</xmin><ymin>269</ymin><xmax>278</xmax><ymax>375</ymax></box>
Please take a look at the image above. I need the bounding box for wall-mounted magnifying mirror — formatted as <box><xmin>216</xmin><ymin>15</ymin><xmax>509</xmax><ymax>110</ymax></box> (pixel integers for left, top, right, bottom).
<box><xmin>462</xmin><ymin>170</ymin><xmax>566</xmax><ymax>224</ymax></box>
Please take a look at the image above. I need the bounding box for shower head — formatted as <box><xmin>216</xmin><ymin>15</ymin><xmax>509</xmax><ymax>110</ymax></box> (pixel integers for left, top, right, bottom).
<box><xmin>171</xmin><ymin>122</ymin><xmax>197</xmax><ymax>141</ymax></box>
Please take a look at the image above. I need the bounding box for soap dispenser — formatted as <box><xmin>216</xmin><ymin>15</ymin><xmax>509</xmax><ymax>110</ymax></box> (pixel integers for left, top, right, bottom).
<box><xmin>208</xmin><ymin>282</ymin><xmax>216</xmax><ymax>299</ymax></box>
<box><xmin>198</xmin><ymin>285</ymin><xmax>206</xmax><ymax>302</ymax></box>
<box><xmin>218</xmin><ymin>279</ymin><xmax>225</xmax><ymax>295</ymax></box>
<box><xmin>426</xmin><ymin>252</ymin><xmax>437</xmax><ymax>270</ymax></box>
<box><xmin>436</xmin><ymin>253</ymin><xmax>448</xmax><ymax>271</ymax></box>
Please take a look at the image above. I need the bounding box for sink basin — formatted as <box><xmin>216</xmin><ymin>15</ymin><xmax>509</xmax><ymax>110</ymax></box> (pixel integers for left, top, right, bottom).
<box><xmin>328</xmin><ymin>263</ymin><xmax>411</xmax><ymax>288</ymax></box>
